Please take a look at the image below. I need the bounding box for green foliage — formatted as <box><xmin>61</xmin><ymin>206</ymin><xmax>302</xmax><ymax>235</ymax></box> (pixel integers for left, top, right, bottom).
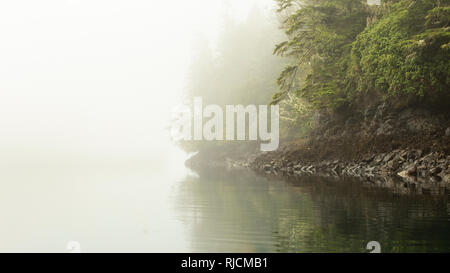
<box><xmin>274</xmin><ymin>0</ymin><xmax>450</xmax><ymax>112</ymax></box>
<box><xmin>349</xmin><ymin>0</ymin><xmax>450</xmax><ymax>103</ymax></box>
<box><xmin>273</xmin><ymin>0</ymin><xmax>368</xmax><ymax>109</ymax></box>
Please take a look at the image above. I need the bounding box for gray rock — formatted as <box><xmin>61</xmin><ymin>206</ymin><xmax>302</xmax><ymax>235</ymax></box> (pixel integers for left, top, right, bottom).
<box><xmin>446</xmin><ymin>127</ymin><xmax>450</xmax><ymax>137</ymax></box>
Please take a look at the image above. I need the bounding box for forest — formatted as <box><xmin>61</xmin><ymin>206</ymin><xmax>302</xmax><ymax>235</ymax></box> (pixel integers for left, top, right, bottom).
<box><xmin>180</xmin><ymin>0</ymin><xmax>449</xmax><ymax>182</ymax></box>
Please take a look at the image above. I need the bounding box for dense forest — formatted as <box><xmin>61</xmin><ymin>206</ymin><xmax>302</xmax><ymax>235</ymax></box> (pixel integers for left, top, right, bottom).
<box><xmin>272</xmin><ymin>0</ymin><xmax>449</xmax><ymax>136</ymax></box>
<box><xmin>180</xmin><ymin>0</ymin><xmax>449</xmax><ymax>182</ymax></box>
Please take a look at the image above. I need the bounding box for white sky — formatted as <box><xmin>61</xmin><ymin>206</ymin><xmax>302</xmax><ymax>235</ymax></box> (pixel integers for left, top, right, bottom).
<box><xmin>0</xmin><ymin>0</ymin><xmax>275</xmax><ymax>160</ymax></box>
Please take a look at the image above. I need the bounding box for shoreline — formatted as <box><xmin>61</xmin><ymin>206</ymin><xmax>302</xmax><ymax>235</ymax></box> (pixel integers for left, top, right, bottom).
<box><xmin>185</xmin><ymin>102</ymin><xmax>450</xmax><ymax>192</ymax></box>
<box><xmin>186</xmin><ymin>148</ymin><xmax>450</xmax><ymax>196</ymax></box>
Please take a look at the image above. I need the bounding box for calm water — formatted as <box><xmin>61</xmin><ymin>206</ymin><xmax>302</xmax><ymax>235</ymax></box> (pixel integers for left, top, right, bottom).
<box><xmin>174</xmin><ymin>169</ymin><xmax>450</xmax><ymax>253</ymax></box>
<box><xmin>1</xmin><ymin>157</ymin><xmax>449</xmax><ymax>252</ymax></box>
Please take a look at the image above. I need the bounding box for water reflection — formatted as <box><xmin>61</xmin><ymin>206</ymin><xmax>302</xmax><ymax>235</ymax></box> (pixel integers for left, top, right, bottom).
<box><xmin>1</xmin><ymin>156</ymin><xmax>448</xmax><ymax>252</ymax></box>
<box><xmin>0</xmin><ymin>156</ymin><xmax>189</xmax><ymax>252</ymax></box>
<box><xmin>174</xmin><ymin>168</ymin><xmax>450</xmax><ymax>252</ymax></box>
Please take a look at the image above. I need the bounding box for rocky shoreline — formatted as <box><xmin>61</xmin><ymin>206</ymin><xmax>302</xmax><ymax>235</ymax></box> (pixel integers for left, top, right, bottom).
<box><xmin>187</xmin><ymin>148</ymin><xmax>450</xmax><ymax>195</ymax></box>
<box><xmin>246</xmin><ymin>148</ymin><xmax>450</xmax><ymax>184</ymax></box>
<box><xmin>186</xmin><ymin>102</ymin><xmax>450</xmax><ymax>192</ymax></box>
<box><xmin>217</xmin><ymin>148</ymin><xmax>448</xmax><ymax>196</ymax></box>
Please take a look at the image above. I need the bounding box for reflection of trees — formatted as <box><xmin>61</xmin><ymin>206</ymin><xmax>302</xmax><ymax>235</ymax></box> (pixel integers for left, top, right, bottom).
<box><xmin>174</xmin><ymin>169</ymin><xmax>450</xmax><ymax>252</ymax></box>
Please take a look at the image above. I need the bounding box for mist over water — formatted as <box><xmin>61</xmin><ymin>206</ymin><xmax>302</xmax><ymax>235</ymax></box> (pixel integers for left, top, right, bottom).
<box><xmin>0</xmin><ymin>0</ymin><xmax>192</xmax><ymax>252</ymax></box>
<box><xmin>0</xmin><ymin>0</ymin><xmax>274</xmax><ymax>252</ymax></box>
<box><xmin>1</xmin><ymin>1</ymin><xmax>448</xmax><ymax>253</ymax></box>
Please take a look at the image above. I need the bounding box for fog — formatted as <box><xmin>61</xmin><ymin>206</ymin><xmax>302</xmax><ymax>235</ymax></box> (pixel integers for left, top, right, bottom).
<box><xmin>0</xmin><ymin>0</ymin><xmax>275</xmax><ymax>252</ymax></box>
<box><xmin>0</xmin><ymin>0</ymin><xmax>272</xmax><ymax>159</ymax></box>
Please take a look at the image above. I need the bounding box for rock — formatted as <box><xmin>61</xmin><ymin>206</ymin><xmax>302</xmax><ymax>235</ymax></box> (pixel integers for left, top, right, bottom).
<box><xmin>331</xmin><ymin>164</ymin><xmax>341</xmax><ymax>173</ymax></box>
<box><xmin>437</xmin><ymin>159</ymin><xmax>446</xmax><ymax>164</ymax></box>
<box><xmin>387</xmin><ymin>159</ymin><xmax>400</xmax><ymax>170</ymax></box>
<box><xmin>446</xmin><ymin>127</ymin><xmax>450</xmax><ymax>137</ymax></box>
<box><xmin>374</xmin><ymin>154</ymin><xmax>385</xmax><ymax>163</ymax></box>
<box><xmin>362</xmin><ymin>154</ymin><xmax>374</xmax><ymax>163</ymax></box>
<box><xmin>397</xmin><ymin>170</ymin><xmax>409</xmax><ymax>178</ymax></box>
<box><xmin>364</xmin><ymin>105</ymin><xmax>377</xmax><ymax>120</ymax></box>
<box><xmin>376</xmin><ymin>121</ymin><xmax>394</xmax><ymax>136</ymax></box>
<box><xmin>263</xmin><ymin>164</ymin><xmax>272</xmax><ymax>171</ymax></box>
<box><xmin>429</xmin><ymin>167</ymin><xmax>442</xmax><ymax>176</ymax></box>
<box><xmin>406</xmin><ymin>114</ymin><xmax>438</xmax><ymax>133</ymax></box>
<box><xmin>416</xmin><ymin>149</ymin><xmax>423</xmax><ymax>158</ymax></box>
<box><xmin>418</xmin><ymin>169</ymin><xmax>427</xmax><ymax>178</ymax></box>
<box><xmin>399</xmin><ymin>108</ymin><xmax>414</xmax><ymax>121</ymax></box>
<box><xmin>406</xmin><ymin>164</ymin><xmax>417</xmax><ymax>176</ymax></box>
<box><xmin>431</xmin><ymin>176</ymin><xmax>442</xmax><ymax>182</ymax></box>
<box><xmin>441</xmin><ymin>172</ymin><xmax>450</xmax><ymax>183</ymax></box>
<box><xmin>374</xmin><ymin>102</ymin><xmax>389</xmax><ymax>120</ymax></box>
<box><xmin>383</xmin><ymin>152</ymin><xmax>395</xmax><ymax>162</ymax></box>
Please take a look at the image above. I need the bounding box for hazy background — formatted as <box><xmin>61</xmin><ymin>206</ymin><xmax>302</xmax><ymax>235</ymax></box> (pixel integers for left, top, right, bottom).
<box><xmin>0</xmin><ymin>0</ymin><xmax>275</xmax><ymax>252</ymax></box>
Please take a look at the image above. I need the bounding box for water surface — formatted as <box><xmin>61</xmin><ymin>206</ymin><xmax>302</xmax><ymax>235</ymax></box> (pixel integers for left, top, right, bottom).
<box><xmin>174</xmin><ymin>169</ymin><xmax>450</xmax><ymax>253</ymax></box>
<box><xmin>1</xmin><ymin>158</ymin><xmax>449</xmax><ymax>252</ymax></box>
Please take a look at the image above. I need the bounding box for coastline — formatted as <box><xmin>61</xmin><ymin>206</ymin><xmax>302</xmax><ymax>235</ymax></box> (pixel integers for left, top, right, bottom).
<box><xmin>185</xmin><ymin>102</ymin><xmax>450</xmax><ymax>192</ymax></box>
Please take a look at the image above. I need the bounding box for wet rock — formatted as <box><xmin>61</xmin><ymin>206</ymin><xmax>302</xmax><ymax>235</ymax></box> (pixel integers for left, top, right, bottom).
<box><xmin>443</xmin><ymin>173</ymin><xmax>450</xmax><ymax>183</ymax></box>
<box><xmin>242</xmin><ymin>103</ymin><xmax>448</xmax><ymax>186</ymax></box>
<box><xmin>406</xmin><ymin>164</ymin><xmax>417</xmax><ymax>176</ymax></box>
<box><xmin>429</xmin><ymin>166</ymin><xmax>442</xmax><ymax>176</ymax></box>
